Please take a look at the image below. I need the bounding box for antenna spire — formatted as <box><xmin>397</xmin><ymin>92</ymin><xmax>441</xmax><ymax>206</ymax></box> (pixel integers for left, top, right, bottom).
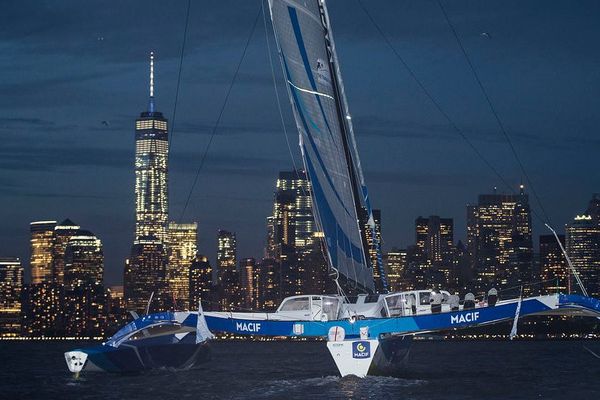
<box><xmin>148</xmin><ymin>51</ymin><xmax>156</xmax><ymax>113</ymax></box>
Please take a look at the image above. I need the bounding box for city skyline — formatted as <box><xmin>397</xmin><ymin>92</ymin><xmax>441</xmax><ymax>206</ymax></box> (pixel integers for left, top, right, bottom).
<box><xmin>2</xmin><ymin>0</ymin><xmax>600</xmax><ymax>285</ymax></box>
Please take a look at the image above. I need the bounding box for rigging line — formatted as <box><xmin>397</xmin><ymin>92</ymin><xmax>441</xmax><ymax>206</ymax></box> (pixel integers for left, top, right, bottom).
<box><xmin>168</xmin><ymin>0</ymin><xmax>192</xmax><ymax>159</ymax></box>
<box><xmin>436</xmin><ymin>0</ymin><xmax>551</xmax><ymax>224</ymax></box>
<box><xmin>355</xmin><ymin>0</ymin><xmax>513</xmax><ymax>194</ymax></box>
<box><xmin>179</xmin><ymin>5</ymin><xmax>263</xmax><ymax>220</ymax></box>
<box><xmin>261</xmin><ymin>0</ymin><xmax>302</xmax><ymax>177</ymax></box>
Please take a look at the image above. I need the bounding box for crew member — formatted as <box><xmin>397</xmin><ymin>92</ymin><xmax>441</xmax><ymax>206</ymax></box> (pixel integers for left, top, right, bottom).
<box><xmin>430</xmin><ymin>290</ymin><xmax>442</xmax><ymax>314</ymax></box>
<box><xmin>449</xmin><ymin>294</ymin><xmax>460</xmax><ymax>311</ymax></box>
<box><xmin>488</xmin><ymin>288</ymin><xmax>498</xmax><ymax>307</ymax></box>
<box><xmin>464</xmin><ymin>292</ymin><xmax>476</xmax><ymax>309</ymax></box>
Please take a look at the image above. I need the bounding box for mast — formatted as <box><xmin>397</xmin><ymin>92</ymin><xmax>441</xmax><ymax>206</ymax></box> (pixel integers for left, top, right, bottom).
<box><xmin>316</xmin><ymin>1</ymin><xmax>372</xmax><ymax>293</ymax></box>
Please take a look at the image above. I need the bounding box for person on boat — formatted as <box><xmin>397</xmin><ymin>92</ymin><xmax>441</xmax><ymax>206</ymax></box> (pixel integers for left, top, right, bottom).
<box><xmin>407</xmin><ymin>294</ymin><xmax>417</xmax><ymax>315</ymax></box>
<box><xmin>488</xmin><ymin>288</ymin><xmax>498</xmax><ymax>307</ymax></box>
<box><xmin>430</xmin><ymin>289</ymin><xmax>442</xmax><ymax>314</ymax></box>
<box><xmin>449</xmin><ymin>293</ymin><xmax>460</xmax><ymax>311</ymax></box>
<box><xmin>464</xmin><ymin>292</ymin><xmax>476</xmax><ymax>309</ymax></box>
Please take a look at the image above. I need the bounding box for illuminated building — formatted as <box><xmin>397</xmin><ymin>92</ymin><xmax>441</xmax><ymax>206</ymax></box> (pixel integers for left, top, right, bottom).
<box><xmin>566</xmin><ymin>195</ymin><xmax>600</xmax><ymax>298</ymax></box>
<box><xmin>189</xmin><ymin>254</ymin><xmax>213</xmax><ymax>310</ymax></box>
<box><xmin>24</xmin><ymin>283</ymin><xmax>64</xmax><ymax>337</ymax></box>
<box><xmin>134</xmin><ymin>52</ymin><xmax>169</xmax><ymax>242</ymax></box>
<box><xmin>406</xmin><ymin>216</ymin><xmax>456</xmax><ymax>289</ymax></box>
<box><xmin>0</xmin><ymin>258</ymin><xmax>24</xmax><ymax>337</ymax></box>
<box><xmin>364</xmin><ymin>209</ymin><xmax>387</xmax><ymax>293</ymax></box>
<box><xmin>63</xmin><ymin>232</ymin><xmax>105</xmax><ymax>337</ymax></box>
<box><xmin>217</xmin><ymin>230</ymin><xmax>239</xmax><ymax>310</ymax></box>
<box><xmin>30</xmin><ymin>221</ymin><xmax>56</xmax><ymax>284</ymax></box>
<box><xmin>124</xmin><ymin>53</ymin><xmax>170</xmax><ymax>314</ymax></box>
<box><xmin>253</xmin><ymin>258</ymin><xmax>280</xmax><ymax>311</ymax></box>
<box><xmin>239</xmin><ymin>258</ymin><xmax>256</xmax><ymax>309</ymax></box>
<box><xmin>166</xmin><ymin>222</ymin><xmax>198</xmax><ymax>309</ymax></box>
<box><xmin>467</xmin><ymin>187</ymin><xmax>533</xmax><ymax>294</ymax></box>
<box><xmin>384</xmin><ymin>249</ymin><xmax>409</xmax><ymax>292</ymax></box>
<box><xmin>105</xmin><ymin>285</ymin><xmax>126</xmax><ymax>335</ymax></box>
<box><xmin>539</xmin><ymin>234</ymin><xmax>568</xmax><ymax>294</ymax></box>
<box><xmin>124</xmin><ymin>237</ymin><xmax>168</xmax><ymax>314</ymax></box>
<box><xmin>52</xmin><ymin>219</ymin><xmax>81</xmax><ymax>284</ymax></box>
<box><xmin>266</xmin><ymin>170</ymin><xmax>327</xmax><ymax>297</ymax></box>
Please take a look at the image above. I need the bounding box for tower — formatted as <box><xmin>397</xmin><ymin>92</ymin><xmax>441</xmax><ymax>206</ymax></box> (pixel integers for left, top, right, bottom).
<box><xmin>166</xmin><ymin>223</ymin><xmax>198</xmax><ymax>309</ymax></box>
<box><xmin>134</xmin><ymin>51</ymin><xmax>169</xmax><ymax>242</ymax></box>
<box><xmin>125</xmin><ymin>52</ymin><xmax>169</xmax><ymax>312</ymax></box>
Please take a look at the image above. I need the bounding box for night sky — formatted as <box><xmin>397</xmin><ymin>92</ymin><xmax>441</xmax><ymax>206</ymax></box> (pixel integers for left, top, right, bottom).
<box><xmin>2</xmin><ymin>0</ymin><xmax>599</xmax><ymax>285</ymax></box>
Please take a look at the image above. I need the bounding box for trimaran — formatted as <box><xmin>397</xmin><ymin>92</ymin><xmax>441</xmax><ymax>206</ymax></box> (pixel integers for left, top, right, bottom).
<box><xmin>65</xmin><ymin>0</ymin><xmax>600</xmax><ymax>377</ymax></box>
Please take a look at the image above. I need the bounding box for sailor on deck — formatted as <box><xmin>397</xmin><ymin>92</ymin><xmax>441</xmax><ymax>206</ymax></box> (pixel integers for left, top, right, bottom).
<box><xmin>464</xmin><ymin>293</ymin><xmax>476</xmax><ymax>309</ymax></box>
<box><xmin>430</xmin><ymin>290</ymin><xmax>443</xmax><ymax>314</ymax></box>
<box><xmin>488</xmin><ymin>288</ymin><xmax>498</xmax><ymax>307</ymax></box>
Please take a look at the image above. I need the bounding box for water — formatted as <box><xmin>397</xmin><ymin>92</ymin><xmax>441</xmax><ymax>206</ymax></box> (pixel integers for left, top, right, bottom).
<box><xmin>1</xmin><ymin>340</ymin><xmax>599</xmax><ymax>399</ymax></box>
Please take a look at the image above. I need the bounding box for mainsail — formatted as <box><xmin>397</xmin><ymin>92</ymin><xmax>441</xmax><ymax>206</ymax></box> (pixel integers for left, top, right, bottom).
<box><xmin>268</xmin><ymin>0</ymin><xmax>376</xmax><ymax>293</ymax></box>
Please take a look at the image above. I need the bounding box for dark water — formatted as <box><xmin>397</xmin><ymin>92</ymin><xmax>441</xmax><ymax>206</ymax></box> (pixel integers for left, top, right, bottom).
<box><xmin>1</xmin><ymin>340</ymin><xmax>599</xmax><ymax>399</ymax></box>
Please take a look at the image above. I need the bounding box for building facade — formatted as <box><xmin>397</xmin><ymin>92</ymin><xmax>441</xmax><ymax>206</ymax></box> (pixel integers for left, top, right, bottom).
<box><xmin>539</xmin><ymin>234</ymin><xmax>568</xmax><ymax>294</ymax></box>
<box><xmin>0</xmin><ymin>258</ymin><xmax>24</xmax><ymax>337</ymax></box>
<box><xmin>30</xmin><ymin>221</ymin><xmax>56</xmax><ymax>284</ymax></box>
<box><xmin>63</xmin><ymin>233</ymin><xmax>105</xmax><ymax>337</ymax></box>
<box><xmin>467</xmin><ymin>188</ymin><xmax>533</xmax><ymax>294</ymax></box>
<box><xmin>189</xmin><ymin>254</ymin><xmax>213</xmax><ymax>310</ymax></box>
<box><xmin>566</xmin><ymin>195</ymin><xmax>600</xmax><ymax>298</ymax></box>
<box><xmin>166</xmin><ymin>222</ymin><xmax>198</xmax><ymax>309</ymax></box>
<box><xmin>125</xmin><ymin>237</ymin><xmax>168</xmax><ymax>314</ymax></box>
<box><xmin>217</xmin><ymin>230</ymin><xmax>239</xmax><ymax>310</ymax></box>
<box><xmin>134</xmin><ymin>52</ymin><xmax>169</xmax><ymax>242</ymax></box>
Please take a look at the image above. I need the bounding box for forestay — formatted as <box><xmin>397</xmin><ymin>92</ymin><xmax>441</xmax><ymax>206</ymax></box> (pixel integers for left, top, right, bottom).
<box><xmin>268</xmin><ymin>0</ymin><xmax>374</xmax><ymax>293</ymax></box>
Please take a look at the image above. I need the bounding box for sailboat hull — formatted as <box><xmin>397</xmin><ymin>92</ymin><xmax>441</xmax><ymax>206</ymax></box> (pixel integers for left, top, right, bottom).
<box><xmin>68</xmin><ymin>334</ymin><xmax>211</xmax><ymax>373</ymax></box>
<box><xmin>369</xmin><ymin>335</ymin><xmax>413</xmax><ymax>375</ymax></box>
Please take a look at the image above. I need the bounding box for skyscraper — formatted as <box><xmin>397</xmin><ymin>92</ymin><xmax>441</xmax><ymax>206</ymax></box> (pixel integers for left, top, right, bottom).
<box><xmin>125</xmin><ymin>52</ymin><xmax>170</xmax><ymax>313</ymax></box>
<box><xmin>539</xmin><ymin>234</ymin><xmax>568</xmax><ymax>294</ymax></box>
<box><xmin>266</xmin><ymin>170</ymin><xmax>328</xmax><ymax>297</ymax></box>
<box><xmin>217</xmin><ymin>230</ymin><xmax>239</xmax><ymax>310</ymax></box>
<box><xmin>125</xmin><ymin>237</ymin><xmax>168</xmax><ymax>314</ymax></box>
<box><xmin>166</xmin><ymin>222</ymin><xmax>198</xmax><ymax>309</ymax></box>
<box><xmin>364</xmin><ymin>209</ymin><xmax>387</xmax><ymax>292</ymax></box>
<box><xmin>407</xmin><ymin>216</ymin><xmax>456</xmax><ymax>289</ymax></box>
<box><xmin>384</xmin><ymin>249</ymin><xmax>409</xmax><ymax>292</ymax></box>
<box><xmin>189</xmin><ymin>254</ymin><xmax>213</xmax><ymax>310</ymax></box>
<box><xmin>63</xmin><ymin>232</ymin><xmax>105</xmax><ymax>337</ymax></box>
<box><xmin>52</xmin><ymin>219</ymin><xmax>81</xmax><ymax>284</ymax></box>
<box><xmin>253</xmin><ymin>258</ymin><xmax>280</xmax><ymax>311</ymax></box>
<box><xmin>30</xmin><ymin>221</ymin><xmax>56</xmax><ymax>284</ymax></box>
<box><xmin>135</xmin><ymin>52</ymin><xmax>169</xmax><ymax>242</ymax></box>
<box><xmin>239</xmin><ymin>258</ymin><xmax>256</xmax><ymax>309</ymax></box>
<box><xmin>28</xmin><ymin>220</ymin><xmax>63</xmax><ymax>336</ymax></box>
<box><xmin>566</xmin><ymin>195</ymin><xmax>600</xmax><ymax>298</ymax></box>
<box><xmin>467</xmin><ymin>187</ymin><xmax>533</xmax><ymax>294</ymax></box>
<box><xmin>0</xmin><ymin>258</ymin><xmax>24</xmax><ymax>337</ymax></box>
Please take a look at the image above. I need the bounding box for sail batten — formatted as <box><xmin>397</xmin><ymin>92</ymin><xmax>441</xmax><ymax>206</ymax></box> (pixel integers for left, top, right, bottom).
<box><xmin>268</xmin><ymin>0</ymin><xmax>374</xmax><ymax>293</ymax></box>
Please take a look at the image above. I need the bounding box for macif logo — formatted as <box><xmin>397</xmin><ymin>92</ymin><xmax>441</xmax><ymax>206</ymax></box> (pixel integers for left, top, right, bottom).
<box><xmin>352</xmin><ymin>341</ymin><xmax>370</xmax><ymax>359</ymax></box>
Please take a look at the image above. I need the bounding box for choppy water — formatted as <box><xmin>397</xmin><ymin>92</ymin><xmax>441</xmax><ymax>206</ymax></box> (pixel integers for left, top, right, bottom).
<box><xmin>1</xmin><ymin>340</ymin><xmax>599</xmax><ymax>399</ymax></box>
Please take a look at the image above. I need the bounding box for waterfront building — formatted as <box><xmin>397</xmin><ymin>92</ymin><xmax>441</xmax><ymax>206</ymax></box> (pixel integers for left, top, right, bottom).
<box><xmin>105</xmin><ymin>285</ymin><xmax>126</xmax><ymax>335</ymax></box>
<box><xmin>23</xmin><ymin>282</ymin><xmax>64</xmax><ymax>337</ymax></box>
<box><xmin>266</xmin><ymin>170</ymin><xmax>327</xmax><ymax>297</ymax></box>
<box><xmin>217</xmin><ymin>230</ymin><xmax>239</xmax><ymax>310</ymax></box>
<box><xmin>134</xmin><ymin>51</ymin><xmax>169</xmax><ymax>242</ymax></box>
<box><xmin>189</xmin><ymin>254</ymin><xmax>213</xmax><ymax>310</ymax></box>
<box><xmin>253</xmin><ymin>258</ymin><xmax>280</xmax><ymax>311</ymax></box>
<box><xmin>364</xmin><ymin>209</ymin><xmax>387</xmax><ymax>293</ymax></box>
<box><xmin>124</xmin><ymin>237</ymin><xmax>168</xmax><ymax>314</ymax></box>
<box><xmin>539</xmin><ymin>235</ymin><xmax>568</xmax><ymax>294</ymax></box>
<box><xmin>0</xmin><ymin>258</ymin><xmax>24</xmax><ymax>337</ymax></box>
<box><xmin>239</xmin><ymin>258</ymin><xmax>256</xmax><ymax>309</ymax></box>
<box><xmin>30</xmin><ymin>221</ymin><xmax>56</xmax><ymax>284</ymax></box>
<box><xmin>384</xmin><ymin>248</ymin><xmax>409</xmax><ymax>292</ymax></box>
<box><xmin>403</xmin><ymin>216</ymin><xmax>456</xmax><ymax>290</ymax></box>
<box><xmin>566</xmin><ymin>195</ymin><xmax>600</xmax><ymax>298</ymax></box>
<box><xmin>52</xmin><ymin>219</ymin><xmax>81</xmax><ymax>284</ymax></box>
<box><xmin>166</xmin><ymin>222</ymin><xmax>198</xmax><ymax>309</ymax></box>
<box><xmin>63</xmin><ymin>232</ymin><xmax>105</xmax><ymax>337</ymax></box>
<box><xmin>467</xmin><ymin>187</ymin><xmax>533</xmax><ymax>294</ymax></box>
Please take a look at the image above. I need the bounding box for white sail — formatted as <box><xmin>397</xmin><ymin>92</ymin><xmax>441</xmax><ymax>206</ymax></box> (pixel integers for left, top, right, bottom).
<box><xmin>268</xmin><ymin>0</ymin><xmax>374</xmax><ymax>293</ymax></box>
